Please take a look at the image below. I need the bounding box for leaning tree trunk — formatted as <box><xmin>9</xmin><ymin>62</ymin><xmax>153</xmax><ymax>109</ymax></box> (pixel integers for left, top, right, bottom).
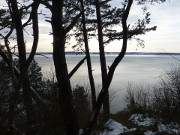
<box><xmin>51</xmin><ymin>0</ymin><xmax>79</xmax><ymax>135</ymax></box>
<box><xmin>80</xmin><ymin>0</ymin><xmax>96</xmax><ymax>110</ymax></box>
<box><xmin>83</xmin><ymin>0</ymin><xmax>133</xmax><ymax>134</ymax></box>
<box><xmin>95</xmin><ymin>0</ymin><xmax>110</xmax><ymax>121</ymax></box>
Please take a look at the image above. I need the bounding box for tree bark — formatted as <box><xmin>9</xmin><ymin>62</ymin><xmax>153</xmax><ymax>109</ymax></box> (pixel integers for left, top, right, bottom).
<box><xmin>7</xmin><ymin>0</ymin><xmax>40</xmax><ymax>133</ymax></box>
<box><xmin>51</xmin><ymin>1</ymin><xmax>79</xmax><ymax>134</ymax></box>
<box><xmin>95</xmin><ymin>0</ymin><xmax>110</xmax><ymax>121</ymax></box>
<box><xmin>8</xmin><ymin>1</ymin><xmax>35</xmax><ymax>134</ymax></box>
<box><xmin>80</xmin><ymin>0</ymin><xmax>96</xmax><ymax>110</ymax></box>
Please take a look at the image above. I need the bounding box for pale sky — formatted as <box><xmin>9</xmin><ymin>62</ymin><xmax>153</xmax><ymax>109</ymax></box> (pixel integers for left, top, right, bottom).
<box><xmin>100</xmin><ymin>0</ymin><xmax>180</xmax><ymax>53</ymax></box>
<box><xmin>2</xmin><ymin>0</ymin><xmax>180</xmax><ymax>53</ymax></box>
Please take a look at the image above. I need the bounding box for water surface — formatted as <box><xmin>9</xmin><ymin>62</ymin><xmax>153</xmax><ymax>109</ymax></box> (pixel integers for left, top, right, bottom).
<box><xmin>34</xmin><ymin>54</ymin><xmax>180</xmax><ymax>113</ymax></box>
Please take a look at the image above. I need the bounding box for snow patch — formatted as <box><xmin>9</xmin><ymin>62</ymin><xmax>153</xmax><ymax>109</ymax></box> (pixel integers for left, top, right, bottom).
<box><xmin>129</xmin><ymin>114</ymin><xmax>180</xmax><ymax>135</ymax></box>
<box><xmin>129</xmin><ymin>114</ymin><xmax>155</xmax><ymax>127</ymax></box>
<box><xmin>78</xmin><ymin>129</ymin><xmax>83</xmax><ymax>135</ymax></box>
<box><xmin>100</xmin><ymin>119</ymin><xmax>136</xmax><ymax>135</ymax></box>
<box><xmin>158</xmin><ymin>122</ymin><xmax>180</xmax><ymax>134</ymax></box>
<box><xmin>100</xmin><ymin>114</ymin><xmax>180</xmax><ymax>135</ymax></box>
<box><xmin>144</xmin><ymin>130</ymin><xmax>156</xmax><ymax>135</ymax></box>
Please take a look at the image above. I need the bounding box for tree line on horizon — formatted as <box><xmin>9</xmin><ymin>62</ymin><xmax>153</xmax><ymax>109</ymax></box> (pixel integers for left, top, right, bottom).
<box><xmin>0</xmin><ymin>0</ymin><xmax>167</xmax><ymax>134</ymax></box>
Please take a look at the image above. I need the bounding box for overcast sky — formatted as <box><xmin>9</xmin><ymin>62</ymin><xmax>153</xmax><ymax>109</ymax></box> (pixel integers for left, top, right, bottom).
<box><xmin>2</xmin><ymin>0</ymin><xmax>180</xmax><ymax>52</ymax></box>
<box><xmin>127</xmin><ymin>0</ymin><xmax>180</xmax><ymax>53</ymax></box>
<box><xmin>103</xmin><ymin>0</ymin><xmax>180</xmax><ymax>53</ymax></box>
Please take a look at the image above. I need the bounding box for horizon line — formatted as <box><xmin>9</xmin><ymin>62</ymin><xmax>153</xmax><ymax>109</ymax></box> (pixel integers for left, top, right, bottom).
<box><xmin>25</xmin><ymin>51</ymin><xmax>180</xmax><ymax>55</ymax></box>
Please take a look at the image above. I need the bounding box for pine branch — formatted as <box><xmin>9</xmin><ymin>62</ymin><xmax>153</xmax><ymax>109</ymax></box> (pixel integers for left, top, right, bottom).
<box><xmin>65</xmin><ymin>12</ymin><xmax>82</xmax><ymax>34</ymax></box>
<box><xmin>40</xmin><ymin>0</ymin><xmax>52</xmax><ymax>10</ymax></box>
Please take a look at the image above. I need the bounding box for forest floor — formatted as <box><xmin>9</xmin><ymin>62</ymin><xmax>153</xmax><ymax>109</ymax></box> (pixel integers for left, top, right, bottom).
<box><xmin>95</xmin><ymin>110</ymin><xmax>180</xmax><ymax>135</ymax></box>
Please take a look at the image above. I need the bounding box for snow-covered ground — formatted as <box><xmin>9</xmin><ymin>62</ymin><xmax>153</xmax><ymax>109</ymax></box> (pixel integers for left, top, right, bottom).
<box><xmin>100</xmin><ymin>119</ymin><xmax>136</xmax><ymax>135</ymax></box>
<box><xmin>100</xmin><ymin>114</ymin><xmax>180</xmax><ymax>135</ymax></box>
<box><xmin>129</xmin><ymin>114</ymin><xmax>155</xmax><ymax>127</ymax></box>
<box><xmin>158</xmin><ymin>122</ymin><xmax>180</xmax><ymax>134</ymax></box>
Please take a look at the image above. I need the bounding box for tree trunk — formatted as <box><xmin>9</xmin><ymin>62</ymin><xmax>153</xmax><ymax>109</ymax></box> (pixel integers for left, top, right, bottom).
<box><xmin>9</xmin><ymin>1</ymin><xmax>34</xmax><ymax>134</ymax></box>
<box><xmin>80</xmin><ymin>0</ymin><xmax>96</xmax><ymax>110</ymax></box>
<box><xmin>53</xmin><ymin>35</ymin><xmax>79</xmax><ymax>135</ymax></box>
<box><xmin>84</xmin><ymin>1</ymin><xmax>133</xmax><ymax>134</ymax></box>
<box><xmin>95</xmin><ymin>0</ymin><xmax>110</xmax><ymax>121</ymax></box>
<box><xmin>51</xmin><ymin>1</ymin><xmax>79</xmax><ymax>134</ymax></box>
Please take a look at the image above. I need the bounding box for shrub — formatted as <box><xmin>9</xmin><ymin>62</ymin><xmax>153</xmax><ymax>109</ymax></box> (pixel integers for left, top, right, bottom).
<box><xmin>152</xmin><ymin>65</ymin><xmax>180</xmax><ymax>120</ymax></box>
<box><xmin>125</xmin><ymin>83</ymin><xmax>152</xmax><ymax>114</ymax></box>
<box><xmin>125</xmin><ymin>64</ymin><xmax>180</xmax><ymax>122</ymax></box>
<box><xmin>73</xmin><ymin>85</ymin><xmax>91</xmax><ymax>128</ymax></box>
<box><xmin>0</xmin><ymin>59</ymin><xmax>12</xmax><ymax>134</ymax></box>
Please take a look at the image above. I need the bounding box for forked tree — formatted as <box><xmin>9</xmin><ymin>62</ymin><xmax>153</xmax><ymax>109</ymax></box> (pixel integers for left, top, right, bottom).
<box><xmin>0</xmin><ymin>0</ymin><xmax>40</xmax><ymax>134</ymax></box>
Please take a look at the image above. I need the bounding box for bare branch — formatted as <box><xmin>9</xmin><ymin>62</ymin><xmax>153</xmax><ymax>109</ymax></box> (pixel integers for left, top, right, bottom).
<box><xmin>69</xmin><ymin>56</ymin><xmax>87</xmax><ymax>78</ymax></box>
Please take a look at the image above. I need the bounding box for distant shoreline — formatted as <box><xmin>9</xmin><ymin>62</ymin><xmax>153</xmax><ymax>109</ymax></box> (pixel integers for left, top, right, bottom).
<box><xmin>28</xmin><ymin>52</ymin><xmax>180</xmax><ymax>56</ymax></box>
